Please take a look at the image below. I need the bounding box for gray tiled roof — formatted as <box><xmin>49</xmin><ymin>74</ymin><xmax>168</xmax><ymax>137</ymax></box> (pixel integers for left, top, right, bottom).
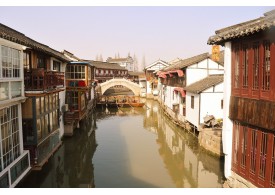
<box><xmin>128</xmin><ymin>71</ymin><xmax>145</xmax><ymax>76</ymax></box>
<box><xmin>184</xmin><ymin>74</ymin><xmax>224</xmax><ymax>94</ymax></box>
<box><xmin>0</xmin><ymin>23</ymin><xmax>70</xmax><ymax>62</ymax></box>
<box><xmin>163</xmin><ymin>53</ymin><xmax>209</xmax><ymax>71</ymax></box>
<box><xmin>208</xmin><ymin>9</ymin><xmax>275</xmax><ymax>45</ymax></box>
<box><xmin>63</xmin><ymin>50</ymin><xmax>81</xmax><ymax>61</ymax></box>
<box><xmin>83</xmin><ymin>60</ymin><xmax>127</xmax><ymax>70</ymax></box>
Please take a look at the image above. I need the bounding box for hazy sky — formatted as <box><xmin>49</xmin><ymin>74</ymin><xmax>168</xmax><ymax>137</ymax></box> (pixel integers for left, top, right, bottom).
<box><xmin>0</xmin><ymin>6</ymin><xmax>274</xmax><ymax>69</ymax></box>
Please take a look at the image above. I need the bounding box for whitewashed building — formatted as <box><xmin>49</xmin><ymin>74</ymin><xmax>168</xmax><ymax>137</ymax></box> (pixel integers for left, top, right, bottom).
<box><xmin>158</xmin><ymin>52</ymin><xmax>224</xmax><ymax>122</ymax></box>
<box><xmin>144</xmin><ymin>59</ymin><xmax>170</xmax><ymax>98</ymax></box>
<box><xmin>184</xmin><ymin>74</ymin><xmax>224</xmax><ymax>130</ymax></box>
<box><xmin>0</xmin><ymin>34</ymin><xmax>31</xmax><ymax>187</ymax></box>
<box><xmin>106</xmin><ymin>55</ymin><xmax>134</xmax><ymax>71</ymax></box>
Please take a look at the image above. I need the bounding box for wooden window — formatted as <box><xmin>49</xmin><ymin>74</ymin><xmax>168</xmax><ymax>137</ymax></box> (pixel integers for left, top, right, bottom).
<box><xmin>233</xmin><ymin>45</ymin><xmax>240</xmax><ymax>89</ymax></box>
<box><xmin>37</xmin><ymin>118</ymin><xmax>42</xmax><ymax>141</ymax></box>
<box><xmin>66</xmin><ymin>91</ymin><xmax>78</xmax><ymax>111</ymax></box>
<box><xmin>0</xmin><ymin>105</ymin><xmax>20</xmax><ymax>169</ymax></box>
<box><xmin>240</xmin><ymin>126</ymin><xmax>248</xmax><ymax>169</ymax></box>
<box><xmin>37</xmin><ymin>55</ymin><xmax>46</xmax><ymax>69</ymax></box>
<box><xmin>65</xmin><ymin>65</ymin><xmax>85</xmax><ymax>79</ymax></box>
<box><xmin>23</xmin><ymin>50</ymin><xmax>31</xmax><ymax>70</ymax></box>
<box><xmin>181</xmin><ymin>96</ymin><xmax>185</xmax><ymax>104</ymax></box>
<box><xmin>242</xmin><ymin>44</ymin><xmax>249</xmax><ymax>89</ymax></box>
<box><xmin>1</xmin><ymin>46</ymin><xmax>20</xmax><ymax>78</ymax></box>
<box><xmin>252</xmin><ymin>43</ymin><xmax>259</xmax><ymax>90</ymax></box>
<box><xmin>262</xmin><ymin>41</ymin><xmax>270</xmax><ymax>91</ymax></box>
<box><xmin>232</xmin><ymin>123</ymin><xmax>275</xmax><ymax>187</ymax></box>
<box><xmin>259</xmin><ymin>132</ymin><xmax>268</xmax><ymax>180</ymax></box>
<box><xmin>11</xmin><ymin>81</ymin><xmax>22</xmax><ymax>98</ymax></box>
<box><xmin>53</xmin><ymin>60</ymin><xmax>61</xmax><ymax>71</ymax></box>
<box><xmin>36</xmin><ymin>97</ymin><xmax>41</xmax><ymax>116</ymax></box>
<box><xmin>250</xmin><ymin>129</ymin><xmax>257</xmax><ymax>175</ymax></box>
<box><xmin>191</xmin><ymin>96</ymin><xmax>194</xmax><ymax>109</ymax></box>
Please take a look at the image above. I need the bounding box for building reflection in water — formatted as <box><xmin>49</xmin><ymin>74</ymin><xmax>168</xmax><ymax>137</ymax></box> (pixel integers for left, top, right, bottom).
<box><xmin>17</xmin><ymin>111</ymin><xmax>98</xmax><ymax>188</ymax></box>
<box><xmin>18</xmin><ymin>100</ymin><xmax>224</xmax><ymax>188</ymax></box>
<box><xmin>93</xmin><ymin>100</ymin><xmax>224</xmax><ymax>188</ymax></box>
<box><xmin>143</xmin><ymin>100</ymin><xmax>225</xmax><ymax>188</ymax></box>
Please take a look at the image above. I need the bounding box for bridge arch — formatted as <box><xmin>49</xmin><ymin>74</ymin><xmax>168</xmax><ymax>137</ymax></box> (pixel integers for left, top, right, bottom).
<box><xmin>96</xmin><ymin>78</ymin><xmax>142</xmax><ymax>96</ymax></box>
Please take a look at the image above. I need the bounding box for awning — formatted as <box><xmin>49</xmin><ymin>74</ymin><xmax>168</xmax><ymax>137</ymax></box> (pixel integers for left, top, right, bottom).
<box><xmin>168</xmin><ymin>70</ymin><xmax>184</xmax><ymax>77</ymax></box>
<box><xmin>156</xmin><ymin>70</ymin><xmax>184</xmax><ymax>78</ymax></box>
<box><xmin>173</xmin><ymin>87</ymin><xmax>186</xmax><ymax>97</ymax></box>
<box><xmin>158</xmin><ymin>72</ymin><xmax>167</xmax><ymax>78</ymax></box>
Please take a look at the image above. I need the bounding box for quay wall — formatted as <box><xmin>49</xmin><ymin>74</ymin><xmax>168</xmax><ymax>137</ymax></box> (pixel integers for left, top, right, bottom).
<box><xmin>198</xmin><ymin>127</ymin><xmax>223</xmax><ymax>157</ymax></box>
<box><xmin>155</xmin><ymin>96</ymin><xmax>223</xmax><ymax>157</ymax></box>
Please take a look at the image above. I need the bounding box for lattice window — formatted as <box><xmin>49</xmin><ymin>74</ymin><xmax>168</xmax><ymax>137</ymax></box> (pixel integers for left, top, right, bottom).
<box><xmin>252</xmin><ymin>43</ymin><xmax>259</xmax><ymax>90</ymax></box>
<box><xmin>0</xmin><ymin>105</ymin><xmax>20</xmax><ymax>169</ymax></box>
<box><xmin>259</xmin><ymin>132</ymin><xmax>268</xmax><ymax>179</ymax></box>
<box><xmin>1</xmin><ymin>46</ymin><xmax>20</xmax><ymax>78</ymax></box>
<box><xmin>262</xmin><ymin>41</ymin><xmax>270</xmax><ymax>91</ymax></box>
<box><xmin>242</xmin><ymin>44</ymin><xmax>249</xmax><ymax>89</ymax></box>
<box><xmin>250</xmin><ymin>129</ymin><xmax>257</xmax><ymax>174</ymax></box>
<box><xmin>233</xmin><ymin>45</ymin><xmax>240</xmax><ymax>88</ymax></box>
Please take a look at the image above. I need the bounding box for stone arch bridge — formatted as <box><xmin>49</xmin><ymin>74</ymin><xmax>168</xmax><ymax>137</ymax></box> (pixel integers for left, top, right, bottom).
<box><xmin>95</xmin><ymin>78</ymin><xmax>142</xmax><ymax>96</ymax></box>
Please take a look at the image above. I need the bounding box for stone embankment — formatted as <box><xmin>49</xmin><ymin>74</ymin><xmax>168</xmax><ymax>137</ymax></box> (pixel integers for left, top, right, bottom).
<box><xmin>155</xmin><ymin>96</ymin><xmax>223</xmax><ymax>157</ymax></box>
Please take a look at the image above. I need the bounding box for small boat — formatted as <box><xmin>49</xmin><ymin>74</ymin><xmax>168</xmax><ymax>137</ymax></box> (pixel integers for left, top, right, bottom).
<box><xmin>129</xmin><ymin>102</ymin><xmax>145</xmax><ymax>107</ymax></box>
<box><xmin>127</xmin><ymin>96</ymin><xmax>145</xmax><ymax>107</ymax></box>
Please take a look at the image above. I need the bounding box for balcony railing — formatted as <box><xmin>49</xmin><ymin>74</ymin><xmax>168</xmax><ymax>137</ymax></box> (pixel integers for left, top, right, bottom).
<box><xmin>24</xmin><ymin>69</ymin><xmax>64</xmax><ymax>91</ymax></box>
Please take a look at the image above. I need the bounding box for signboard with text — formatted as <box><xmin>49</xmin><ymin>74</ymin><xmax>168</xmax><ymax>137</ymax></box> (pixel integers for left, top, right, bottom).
<box><xmin>212</xmin><ymin>45</ymin><xmax>220</xmax><ymax>62</ymax></box>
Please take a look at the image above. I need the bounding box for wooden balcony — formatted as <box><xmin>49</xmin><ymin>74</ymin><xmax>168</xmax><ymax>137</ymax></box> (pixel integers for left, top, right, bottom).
<box><xmin>24</xmin><ymin>69</ymin><xmax>64</xmax><ymax>91</ymax></box>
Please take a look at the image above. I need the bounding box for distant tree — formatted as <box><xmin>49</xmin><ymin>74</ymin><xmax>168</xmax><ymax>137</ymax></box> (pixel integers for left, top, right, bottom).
<box><xmin>133</xmin><ymin>54</ymin><xmax>138</xmax><ymax>72</ymax></box>
<box><xmin>99</xmin><ymin>54</ymin><xmax>103</xmax><ymax>61</ymax></box>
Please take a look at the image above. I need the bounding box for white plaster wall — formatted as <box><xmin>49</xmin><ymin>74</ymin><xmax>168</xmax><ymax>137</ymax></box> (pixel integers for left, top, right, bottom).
<box><xmin>209</xmin><ymin>69</ymin><xmax>224</xmax><ymax>75</ymax></box>
<box><xmin>208</xmin><ymin>60</ymin><xmax>224</xmax><ymax>75</ymax></box>
<box><xmin>145</xmin><ymin>61</ymin><xmax>169</xmax><ymax>71</ymax></box>
<box><xmin>214</xmin><ymin>82</ymin><xmax>224</xmax><ymax>92</ymax></box>
<box><xmin>186</xmin><ymin>59</ymin><xmax>224</xmax><ymax>86</ymax></box>
<box><xmin>200</xmin><ymin>92</ymin><xmax>224</xmax><ymax>124</ymax></box>
<box><xmin>166</xmin><ymin>86</ymin><xmax>173</xmax><ymax>110</ymax></box>
<box><xmin>223</xmin><ymin>42</ymin><xmax>233</xmax><ymax>179</ymax></box>
<box><xmin>185</xmin><ymin>92</ymin><xmax>200</xmax><ymax>128</ymax></box>
<box><xmin>186</xmin><ymin>66</ymin><xmax>208</xmax><ymax>86</ymax></box>
<box><xmin>165</xmin><ymin>86</ymin><xmax>180</xmax><ymax>110</ymax></box>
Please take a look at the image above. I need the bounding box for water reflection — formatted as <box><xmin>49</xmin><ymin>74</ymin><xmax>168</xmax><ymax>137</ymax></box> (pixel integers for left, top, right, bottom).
<box><xmin>94</xmin><ymin>100</ymin><xmax>224</xmax><ymax>187</ymax></box>
<box><xmin>18</xmin><ymin>100</ymin><xmax>224</xmax><ymax>188</ymax></box>
<box><xmin>17</xmin><ymin>112</ymin><xmax>98</xmax><ymax>188</ymax></box>
<box><xmin>144</xmin><ymin>100</ymin><xmax>224</xmax><ymax>187</ymax></box>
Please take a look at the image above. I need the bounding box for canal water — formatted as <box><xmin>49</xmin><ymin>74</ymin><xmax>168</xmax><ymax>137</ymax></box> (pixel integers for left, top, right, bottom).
<box><xmin>17</xmin><ymin>100</ymin><xmax>225</xmax><ymax>188</ymax></box>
